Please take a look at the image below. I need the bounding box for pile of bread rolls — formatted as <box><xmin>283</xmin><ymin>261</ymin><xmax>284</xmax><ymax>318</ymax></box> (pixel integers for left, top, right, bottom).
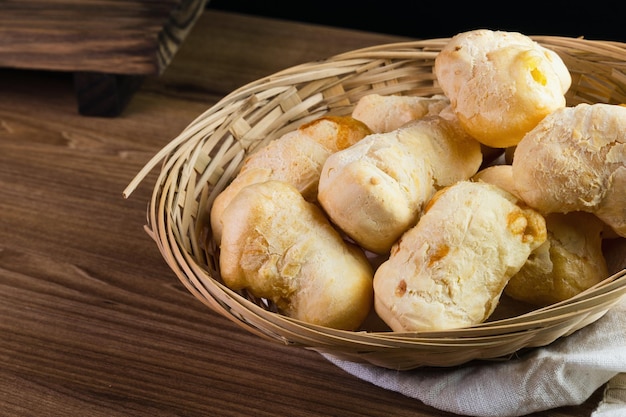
<box><xmin>209</xmin><ymin>29</ymin><xmax>626</xmax><ymax>333</ymax></box>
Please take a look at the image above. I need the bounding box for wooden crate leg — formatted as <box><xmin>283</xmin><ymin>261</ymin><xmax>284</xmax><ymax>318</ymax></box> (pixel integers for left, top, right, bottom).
<box><xmin>73</xmin><ymin>72</ymin><xmax>144</xmax><ymax>117</ymax></box>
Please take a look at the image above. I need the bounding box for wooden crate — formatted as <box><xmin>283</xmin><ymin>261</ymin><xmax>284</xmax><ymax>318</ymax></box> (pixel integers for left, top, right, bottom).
<box><xmin>0</xmin><ymin>0</ymin><xmax>208</xmax><ymax>116</ymax></box>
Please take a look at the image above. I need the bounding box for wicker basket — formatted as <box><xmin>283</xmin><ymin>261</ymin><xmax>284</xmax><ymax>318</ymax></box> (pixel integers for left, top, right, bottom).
<box><xmin>125</xmin><ymin>36</ymin><xmax>626</xmax><ymax>370</ymax></box>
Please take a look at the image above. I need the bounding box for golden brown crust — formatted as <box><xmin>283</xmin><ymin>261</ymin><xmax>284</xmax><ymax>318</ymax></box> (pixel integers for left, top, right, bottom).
<box><xmin>298</xmin><ymin>115</ymin><xmax>373</xmax><ymax>152</ymax></box>
<box><xmin>434</xmin><ymin>29</ymin><xmax>571</xmax><ymax>148</ymax></box>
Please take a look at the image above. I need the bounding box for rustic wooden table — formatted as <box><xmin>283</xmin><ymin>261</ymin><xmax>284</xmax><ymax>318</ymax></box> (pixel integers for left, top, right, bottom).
<box><xmin>0</xmin><ymin>9</ymin><xmax>606</xmax><ymax>417</ymax></box>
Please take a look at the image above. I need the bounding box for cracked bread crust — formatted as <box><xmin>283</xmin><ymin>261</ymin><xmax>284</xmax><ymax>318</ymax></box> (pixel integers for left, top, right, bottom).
<box><xmin>512</xmin><ymin>103</ymin><xmax>626</xmax><ymax>237</ymax></box>
<box><xmin>210</xmin><ymin>115</ymin><xmax>371</xmax><ymax>244</ymax></box>
<box><xmin>318</xmin><ymin>115</ymin><xmax>482</xmax><ymax>254</ymax></box>
<box><xmin>373</xmin><ymin>180</ymin><xmax>546</xmax><ymax>332</ymax></box>
<box><xmin>219</xmin><ymin>180</ymin><xmax>374</xmax><ymax>331</ymax></box>
<box><xmin>434</xmin><ymin>29</ymin><xmax>571</xmax><ymax>148</ymax></box>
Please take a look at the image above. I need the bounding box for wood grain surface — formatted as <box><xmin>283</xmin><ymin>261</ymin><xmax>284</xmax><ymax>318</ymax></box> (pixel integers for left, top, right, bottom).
<box><xmin>0</xmin><ymin>0</ymin><xmax>207</xmax><ymax>75</ymax></box>
<box><xmin>0</xmin><ymin>9</ymin><xmax>605</xmax><ymax>417</ymax></box>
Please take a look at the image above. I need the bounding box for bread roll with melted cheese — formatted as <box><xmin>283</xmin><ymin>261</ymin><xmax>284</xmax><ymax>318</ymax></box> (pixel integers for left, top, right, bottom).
<box><xmin>505</xmin><ymin>212</ymin><xmax>608</xmax><ymax>306</ymax></box>
<box><xmin>211</xmin><ymin>115</ymin><xmax>371</xmax><ymax>243</ymax></box>
<box><xmin>512</xmin><ymin>103</ymin><xmax>626</xmax><ymax>237</ymax></box>
<box><xmin>219</xmin><ymin>180</ymin><xmax>374</xmax><ymax>331</ymax></box>
<box><xmin>351</xmin><ymin>93</ymin><xmax>450</xmax><ymax>133</ymax></box>
<box><xmin>435</xmin><ymin>29</ymin><xmax>571</xmax><ymax>148</ymax></box>
<box><xmin>318</xmin><ymin>115</ymin><xmax>482</xmax><ymax>254</ymax></box>
<box><xmin>474</xmin><ymin>164</ymin><xmax>609</xmax><ymax>306</ymax></box>
<box><xmin>373</xmin><ymin>180</ymin><xmax>547</xmax><ymax>332</ymax></box>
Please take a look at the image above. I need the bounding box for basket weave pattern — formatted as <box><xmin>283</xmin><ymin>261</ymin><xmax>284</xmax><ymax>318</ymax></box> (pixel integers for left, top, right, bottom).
<box><xmin>125</xmin><ymin>37</ymin><xmax>626</xmax><ymax>370</ymax></box>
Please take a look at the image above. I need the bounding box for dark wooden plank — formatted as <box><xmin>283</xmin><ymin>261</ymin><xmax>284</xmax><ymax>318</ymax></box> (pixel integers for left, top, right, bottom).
<box><xmin>0</xmin><ymin>0</ymin><xmax>208</xmax><ymax>116</ymax></box>
<box><xmin>0</xmin><ymin>0</ymin><xmax>207</xmax><ymax>75</ymax></box>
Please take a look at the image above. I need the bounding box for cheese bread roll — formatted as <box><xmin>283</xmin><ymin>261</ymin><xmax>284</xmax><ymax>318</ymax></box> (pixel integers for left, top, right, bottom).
<box><xmin>474</xmin><ymin>165</ymin><xmax>608</xmax><ymax>306</ymax></box>
<box><xmin>219</xmin><ymin>180</ymin><xmax>374</xmax><ymax>331</ymax></box>
<box><xmin>318</xmin><ymin>115</ymin><xmax>482</xmax><ymax>254</ymax></box>
<box><xmin>435</xmin><ymin>29</ymin><xmax>571</xmax><ymax>148</ymax></box>
<box><xmin>504</xmin><ymin>212</ymin><xmax>608</xmax><ymax>306</ymax></box>
<box><xmin>512</xmin><ymin>103</ymin><xmax>626</xmax><ymax>237</ymax></box>
<box><xmin>210</xmin><ymin>115</ymin><xmax>371</xmax><ymax>243</ymax></box>
<box><xmin>373</xmin><ymin>180</ymin><xmax>547</xmax><ymax>332</ymax></box>
<box><xmin>351</xmin><ymin>93</ymin><xmax>450</xmax><ymax>133</ymax></box>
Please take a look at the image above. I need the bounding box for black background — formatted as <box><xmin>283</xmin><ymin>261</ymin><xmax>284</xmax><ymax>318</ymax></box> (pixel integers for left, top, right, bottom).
<box><xmin>208</xmin><ymin>1</ymin><xmax>626</xmax><ymax>42</ymax></box>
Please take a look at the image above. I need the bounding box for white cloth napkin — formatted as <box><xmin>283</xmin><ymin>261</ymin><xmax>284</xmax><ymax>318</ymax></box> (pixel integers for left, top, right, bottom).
<box><xmin>592</xmin><ymin>372</ymin><xmax>626</xmax><ymax>417</ymax></box>
<box><xmin>323</xmin><ymin>296</ymin><xmax>626</xmax><ymax>417</ymax></box>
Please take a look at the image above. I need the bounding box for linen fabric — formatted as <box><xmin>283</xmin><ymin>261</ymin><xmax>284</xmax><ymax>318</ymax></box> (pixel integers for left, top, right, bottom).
<box><xmin>323</xmin><ymin>296</ymin><xmax>626</xmax><ymax>416</ymax></box>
